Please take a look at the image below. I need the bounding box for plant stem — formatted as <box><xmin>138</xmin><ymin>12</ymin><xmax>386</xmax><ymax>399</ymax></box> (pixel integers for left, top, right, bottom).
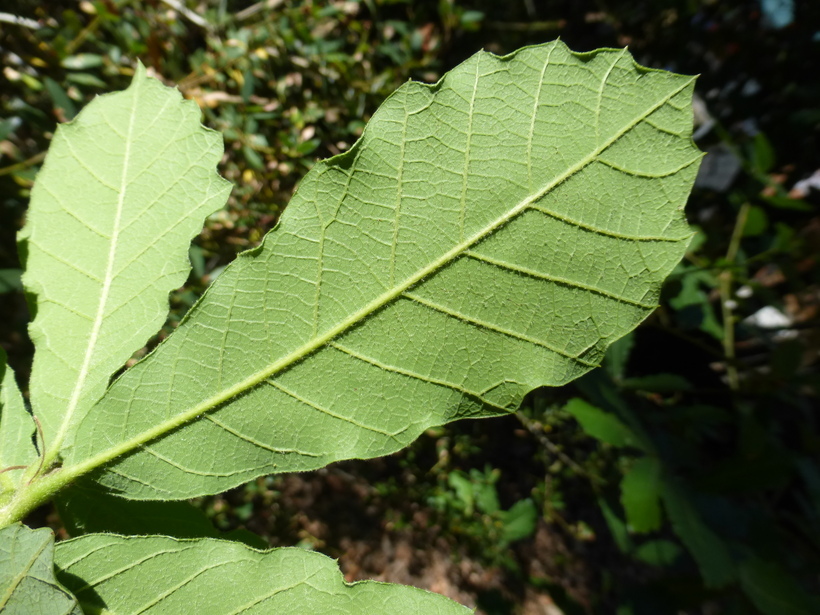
<box><xmin>0</xmin><ymin>152</ymin><xmax>46</xmax><ymax>177</ymax></box>
<box><xmin>719</xmin><ymin>202</ymin><xmax>750</xmax><ymax>391</ymax></box>
<box><xmin>0</xmin><ymin>469</ymin><xmax>66</xmax><ymax>528</ymax></box>
<box><xmin>515</xmin><ymin>411</ymin><xmax>602</xmax><ymax>484</ymax></box>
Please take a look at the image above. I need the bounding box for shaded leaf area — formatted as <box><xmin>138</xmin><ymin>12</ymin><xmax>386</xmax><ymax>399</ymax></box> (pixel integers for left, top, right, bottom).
<box><xmin>619</xmin><ymin>457</ymin><xmax>662</xmax><ymax>533</ymax></box>
<box><xmin>18</xmin><ymin>64</ymin><xmax>231</xmax><ymax>461</ymax></box>
<box><xmin>54</xmin><ymin>534</ymin><xmax>472</xmax><ymax>614</ymax></box>
<box><xmin>739</xmin><ymin>557</ymin><xmax>820</xmax><ymax>615</ymax></box>
<box><xmin>72</xmin><ymin>42</ymin><xmax>697</xmax><ymax>500</ymax></box>
<box><xmin>659</xmin><ymin>479</ymin><xmax>734</xmax><ymax>589</ymax></box>
<box><xmin>0</xmin><ymin>524</ymin><xmax>81</xmax><ymax>615</ymax></box>
<box><xmin>56</xmin><ymin>479</ymin><xmax>266</xmax><ymax>549</ymax></box>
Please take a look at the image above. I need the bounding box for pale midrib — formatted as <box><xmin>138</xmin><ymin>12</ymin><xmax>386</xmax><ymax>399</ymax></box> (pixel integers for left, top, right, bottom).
<box><xmin>59</xmin><ymin>74</ymin><xmax>695</xmax><ymax>487</ymax></box>
<box><xmin>44</xmin><ymin>79</ymin><xmax>140</xmax><ymax>465</ymax></box>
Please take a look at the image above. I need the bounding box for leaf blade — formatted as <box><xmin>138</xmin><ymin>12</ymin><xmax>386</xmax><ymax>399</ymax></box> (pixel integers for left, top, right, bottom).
<box><xmin>564</xmin><ymin>398</ymin><xmax>637</xmax><ymax>448</ymax></box>
<box><xmin>19</xmin><ymin>63</ymin><xmax>231</xmax><ymax>461</ymax></box>
<box><xmin>620</xmin><ymin>456</ymin><xmax>663</xmax><ymax>533</ymax></box>
<box><xmin>70</xmin><ymin>42</ymin><xmax>699</xmax><ymax>499</ymax></box>
<box><xmin>54</xmin><ymin>534</ymin><xmax>472</xmax><ymax>614</ymax></box>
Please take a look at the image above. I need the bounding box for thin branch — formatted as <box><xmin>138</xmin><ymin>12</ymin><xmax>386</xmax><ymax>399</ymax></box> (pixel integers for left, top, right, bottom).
<box><xmin>515</xmin><ymin>411</ymin><xmax>602</xmax><ymax>484</ymax></box>
<box><xmin>159</xmin><ymin>0</ymin><xmax>211</xmax><ymax>29</ymax></box>
<box><xmin>235</xmin><ymin>0</ymin><xmax>285</xmax><ymax>22</ymax></box>
<box><xmin>0</xmin><ymin>152</ymin><xmax>47</xmax><ymax>178</ymax></box>
<box><xmin>719</xmin><ymin>202</ymin><xmax>750</xmax><ymax>391</ymax></box>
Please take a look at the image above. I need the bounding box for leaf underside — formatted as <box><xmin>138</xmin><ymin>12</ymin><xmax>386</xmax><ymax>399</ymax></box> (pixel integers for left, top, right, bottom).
<box><xmin>68</xmin><ymin>41</ymin><xmax>699</xmax><ymax>500</ymax></box>
<box><xmin>0</xmin><ymin>524</ymin><xmax>81</xmax><ymax>615</ymax></box>
<box><xmin>54</xmin><ymin>535</ymin><xmax>472</xmax><ymax>614</ymax></box>
<box><xmin>19</xmin><ymin>63</ymin><xmax>231</xmax><ymax>461</ymax></box>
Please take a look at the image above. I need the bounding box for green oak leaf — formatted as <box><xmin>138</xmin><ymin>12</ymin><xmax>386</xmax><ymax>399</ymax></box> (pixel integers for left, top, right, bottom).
<box><xmin>18</xmin><ymin>63</ymin><xmax>231</xmax><ymax>465</ymax></box>
<box><xmin>620</xmin><ymin>456</ymin><xmax>663</xmax><ymax>533</ymax></box>
<box><xmin>62</xmin><ymin>41</ymin><xmax>698</xmax><ymax>500</ymax></box>
<box><xmin>0</xmin><ymin>524</ymin><xmax>81</xmax><ymax>615</ymax></box>
<box><xmin>564</xmin><ymin>397</ymin><xmax>637</xmax><ymax>448</ymax></box>
<box><xmin>54</xmin><ymin>534</ymin><xmax>472</xmax><ymax>614</ymax></box>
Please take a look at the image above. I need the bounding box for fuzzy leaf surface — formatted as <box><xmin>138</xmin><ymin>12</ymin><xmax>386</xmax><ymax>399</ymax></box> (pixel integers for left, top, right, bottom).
<box><xmin>19</xmin><ymin>64</ymin><xmax>231</xmax><ymax>460</ymax></box>
<box><xmin>71</xmin><ymin>41</ymin><xmax>699</xmax><ymax>499</ymax></box>
<box><xmin>54</xmin><ymin>534</ymin><xmax>472</xmax><ymax>614</ymax></box>
<box><xmin>0</xmin><ymin>524</ymin><xmax>81</xmax><ymax>615</ymax></box>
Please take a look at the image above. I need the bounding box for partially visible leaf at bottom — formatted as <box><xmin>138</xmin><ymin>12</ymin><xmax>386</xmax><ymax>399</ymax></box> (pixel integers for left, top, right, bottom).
<box><xmin>70</xmin><ymin>41</ymin><xmax>699</xmax><ymax>500</ymax></box>
<box><xmin>54</xmin><ymin>534</ymin><xmax>473</xmax><ymax>614</ymax></box>
<box><xmin>0</xmin><ymin>524</ymin><xmax>81</xmax><ymax>615</ymax></box>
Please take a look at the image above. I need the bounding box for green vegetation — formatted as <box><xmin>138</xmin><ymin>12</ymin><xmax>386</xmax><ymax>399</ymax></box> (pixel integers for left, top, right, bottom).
<box><xmin>1</xmin><ymin>39</ymin><xmax>696</xmax><ymax>612</ymax></box>
<box><xmin>1</xmin><ymin>2</ymin><xmax>818</xmax><ymax>614</ymax></box>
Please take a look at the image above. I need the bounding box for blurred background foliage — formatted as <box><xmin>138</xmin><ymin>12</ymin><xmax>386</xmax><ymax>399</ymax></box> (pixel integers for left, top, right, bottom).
<box><xmin>1</xmin><ymin>1</ymin><xmax>819</xmax><ymax>614</ymax></box>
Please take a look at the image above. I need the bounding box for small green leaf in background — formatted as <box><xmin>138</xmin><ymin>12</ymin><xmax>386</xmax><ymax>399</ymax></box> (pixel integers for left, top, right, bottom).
<box><xmin>0</xmin><ymin>524</ymin><xmax>81</xmax><ymax>615</ymax></box>
<box><xmin>565</xmin><ymin>398</ymin><xmax>637</xmax><ymax>448</ymax></box>
<box><xmin>54</xmin><ymin>535</ymin><xmax>472</xmax><ymax>614</ymax></box>
<box><xmin>750</xmin><ymin>132</ymin><xmax>775</xmax><ymax>173</ymax></box>
<box><xmin>742</xmin><ymin>204</ymin><xmax>769</xmax><ymax>237</ymax></box>
<box><xmin>602</xmin><ymin>332</ymin><xmax>634</xmax><ymax>382</ymax></box>
<box><xmin>472</xmin><ymin>470</ymin><xmax>501</xmax><ymax>516</ymax></box>
<box><xmin>0</xmin><ymin>119</ymin><xmax>16</xmax><ymax>142</ymax></box>
<box><xmin>448</xmin><ymin>471</ymin><xmax>478</xmax><ymax>515</ymax></box>
<box><xmin>65</xmin><ymin>72</ymin><xmax>107</xmax><ymax>88</ymax></box>
<box><xmin>0</xmin><ymin>270</ymin><xmax>22</xmax><ymax>294</ymax></box>
<box><xmin>620</xmin><ymin>457</ymin><xmax>663</xmax><ymax>533</ymax></box>
<box><xmin>501</xmin><ymin>498</ymin><xmax>537</xmax><ymax>543</ymax></box>
<box><xmin>189</xmin><ymin>244</ymin><xmax>206</xmax><ymax>280</ymax></box>
<box><xmin>598</xmin><ymin>497</ymin><xmax>634</xmax><ymax>554</ymax></box>
<box><xmin>738</xmin><ymin>556</ymin><xmax>820</xmax><ymax>615</ymax></box>
<box><xmin>668</xmin><ymin>266</ymin><xmax>723</xmax><ymax>340</ymax></box>
<box><xmin>660</xmin><ymin>481</ymin><xmax>735</xmax><ymax>588</ymax></box>
<box><xmin>60</xmin><ymin>53</ymin><xmax>105</xmax><ymax>71</ymax></box>
<box><xmin>43</xmin><ymin>77</ymin><xmax>77</xmax><ymax>121</ymax></box>
<box><xmin>634</xmin><ymin>539</ymin><xmax>682</xmax><ymax>567</ymax></box>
